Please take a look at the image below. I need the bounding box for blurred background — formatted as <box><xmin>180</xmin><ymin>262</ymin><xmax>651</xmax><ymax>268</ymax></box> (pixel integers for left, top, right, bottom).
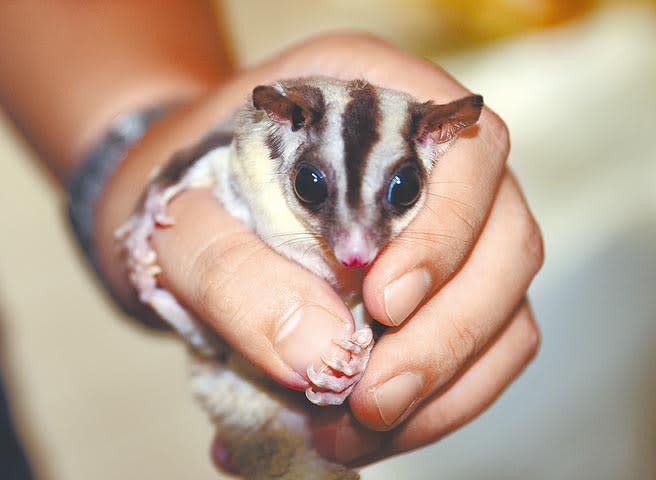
<box><xmin>1</xmin><ymin>0</ymin><xmax>654</xmax><ymax>478</ymax></box>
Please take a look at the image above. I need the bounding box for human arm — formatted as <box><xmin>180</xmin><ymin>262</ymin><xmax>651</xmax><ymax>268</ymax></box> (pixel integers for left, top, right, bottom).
<box><xmin>0</xmin><ymin>0</ymin><xmax>232</xmax><ymax>182</ymax></box>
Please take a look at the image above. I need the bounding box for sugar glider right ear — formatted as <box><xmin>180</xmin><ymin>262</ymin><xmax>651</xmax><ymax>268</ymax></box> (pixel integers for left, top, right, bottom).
<box><xmin>413</xmin><ymin>94</ymin><xmax>484</xmax><ymax>145</ymax></box>
<box><xmin>252</xmin><ymin>84</ymin><xmax>324</xmax><ymax>132</ymax></box>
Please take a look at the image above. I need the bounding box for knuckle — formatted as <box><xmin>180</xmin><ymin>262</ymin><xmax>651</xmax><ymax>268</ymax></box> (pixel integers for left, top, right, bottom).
<box><xmin>190</xmin><ymin>235</ymin><xmax>255</xmax><ymax>323</ymax></box>
<box><xmin>446</xmin><ymin>314</ymin><xmax>482</xmax><ymax>369</ymax></box>
<box><xmin>519</xmin><ymin>212</ymin><xmax>545</xmax><ymax>275</ymax></box>
<box><xmin>194</xmin><ymin>254</ymin><xmax>235</xmax><ymax>322</ymax></box>
<box><xmin>484</xmin><ymin>110</ymin><xmax>511</xmax><ymax>162</ymax></box>
<box><xmin>525</xmin><ymin>320</ymin><xmax>541</xmax><ymax>360</ymax></box>
<box><xmin>420</xmin><ymin>186</ymin><xmax>481</xmax><ymax>281</ymax></box>
<box><xmin>449</xmin><ymin>198</ymin><xmax>481</xmax><ymax>246</ymax></box>
<box><xmin>521</xmin><ymin>312</ymin><xmax>541</xmax><ymax>361</ymax></box>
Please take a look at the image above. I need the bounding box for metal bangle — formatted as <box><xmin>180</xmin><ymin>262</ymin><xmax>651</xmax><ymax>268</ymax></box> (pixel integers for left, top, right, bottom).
<box><xmin>66</xmin><ymin>104</ymin><xmax>176</xmax><ymax>283</ymax></box>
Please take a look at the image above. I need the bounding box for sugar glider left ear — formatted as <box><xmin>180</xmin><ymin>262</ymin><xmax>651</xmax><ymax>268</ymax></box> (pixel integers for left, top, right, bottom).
<box><xmin>414</xmin><ymin>94</ymin><xmax>484</xmax><ymax>145</ymax></box>
<box><xmin>252</xmin><ymin>85</ymin><xmax>321</xmax><ymax>132</ymax></box>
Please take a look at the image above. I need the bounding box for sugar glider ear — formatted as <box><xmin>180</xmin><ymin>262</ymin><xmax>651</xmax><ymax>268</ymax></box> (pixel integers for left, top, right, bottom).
<box><xmin>414</xmin><ymin>95</ymin><xmax>484</xmax><ymax>145</ymax></box>
<box><xmin>252</xmin><ymin>85</ymin><xmax>317</xmax><ymax>132</ymax></box>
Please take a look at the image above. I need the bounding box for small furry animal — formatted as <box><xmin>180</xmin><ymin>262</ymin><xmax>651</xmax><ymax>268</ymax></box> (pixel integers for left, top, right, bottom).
<box><xmin>117</xmin><ymin>77</ymin><xmax>483</xmax><ymax>479</ymax></box>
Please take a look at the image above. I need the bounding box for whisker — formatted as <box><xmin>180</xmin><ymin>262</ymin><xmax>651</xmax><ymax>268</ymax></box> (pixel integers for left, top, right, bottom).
<box><xmin>391</xmin><ymin>236</ymin><xmax>452</xmax><ymax>249</ymax></box>
<box><xmin>418</xmin><ymin>202</ymin><xmax>438</xmax><ymax>217</ymax></box>
<box><xmin>424</xmin><ymin>193</ymin><xmax>476</xmax><ymax>210</ymax></box>
<box><xmin>399</xmin><ymin>230</ymin><xmax>471</xmax><ymax>246</ymax></box>
<box><xmin>254</xmin><ymin>230</ymin><xmax>329</xmax><ymax>257</ymax></box>
<box><xmin>425</xmin><ymin>180</ymin><xmax>472</xmax><ymax>186</ymax></box>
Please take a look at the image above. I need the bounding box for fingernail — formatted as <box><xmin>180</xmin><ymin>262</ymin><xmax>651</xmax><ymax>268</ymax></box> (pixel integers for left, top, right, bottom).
<box><xmin>275</xmin><ymin>305</ymin><xmax>346</xmax><ymax>377</ymax></box>
<box><xmin>373</xmin><ymin>372</ymin><xmax>423</xmax><ymax>427</ymax></box>
<box><xmin>384</xmin><ymin>269</ymin><xmax>431</xmax><ymax>325</ymax></box>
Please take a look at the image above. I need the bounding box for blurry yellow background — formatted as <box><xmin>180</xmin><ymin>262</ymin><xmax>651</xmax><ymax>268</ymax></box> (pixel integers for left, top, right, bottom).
<box><xmin>1</xmin><ymin>1</ymin><xmax>655</xmax><ymax>479</ymax></box>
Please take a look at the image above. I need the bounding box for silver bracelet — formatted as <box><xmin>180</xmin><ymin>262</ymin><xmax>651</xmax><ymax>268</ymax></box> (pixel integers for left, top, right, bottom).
<box><xmin>66</xmin><ymin>104</ymin><xmax>176</xmax><ymax>283</ymax></box>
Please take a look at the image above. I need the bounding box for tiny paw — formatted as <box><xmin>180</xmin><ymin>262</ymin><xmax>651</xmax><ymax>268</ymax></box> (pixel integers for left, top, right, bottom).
<box><xmin>305</xmin><ymin>327</ymin><xmax>374</xmax><ymax>406</ymax></box>
<box><xmin>332</xmin><ymin>327</ymin><xmax>373</xmax><ymax>355</ymax></box>
<box><xmin>306</xmin><ymin>386</ymin><xmax>357</xmax><ymax>406</ymax></box>
<box><xmin>152</xmin><ymin>200</ymin><xmax>175</xmax><ymax>226</ymax></box>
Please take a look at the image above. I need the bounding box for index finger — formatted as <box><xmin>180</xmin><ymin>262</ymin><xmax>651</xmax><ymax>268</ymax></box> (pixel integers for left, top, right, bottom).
<box><xmin>364</xmin><ymin>106</ymin><xmax>509</xmax><ymax>325</ymax></box>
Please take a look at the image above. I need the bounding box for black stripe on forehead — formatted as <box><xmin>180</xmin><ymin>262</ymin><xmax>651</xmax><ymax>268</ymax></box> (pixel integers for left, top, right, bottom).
<box><xmin>342</xmin><ymin>82</ymin><xmax>380</xmax><ymax>208</ymax></box>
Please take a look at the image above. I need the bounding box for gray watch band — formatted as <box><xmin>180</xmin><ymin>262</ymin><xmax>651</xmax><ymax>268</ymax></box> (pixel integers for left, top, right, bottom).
<box><xmin>66</xmin><ymin>105</ymin><xmax>175</xmax><ymax>277</ymax></box>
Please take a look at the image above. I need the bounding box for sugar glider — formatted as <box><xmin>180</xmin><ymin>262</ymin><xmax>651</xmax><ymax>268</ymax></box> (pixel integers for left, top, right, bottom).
<box><xmin>117</xmin><ymin>77</ymin><xmax>483</xmax><ymax>479</ymax></box>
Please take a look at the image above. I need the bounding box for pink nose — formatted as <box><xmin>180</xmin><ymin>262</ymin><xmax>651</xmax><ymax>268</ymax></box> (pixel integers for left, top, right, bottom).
<box><xmin>334</xmin><ymin>228</ymin><xmax>376</xmax><ymax>269</ymax></box>
<box><xmin>340</xmin><ymin>256</ymin><xmax>370</xmax><ymax>269</ymax></box>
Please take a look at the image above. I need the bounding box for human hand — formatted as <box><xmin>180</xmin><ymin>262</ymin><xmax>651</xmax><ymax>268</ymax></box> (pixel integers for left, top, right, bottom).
<box><xmin>94</xmin><ymin>33</ymin><xmax>542</xmax><ymax>471</ymax></box>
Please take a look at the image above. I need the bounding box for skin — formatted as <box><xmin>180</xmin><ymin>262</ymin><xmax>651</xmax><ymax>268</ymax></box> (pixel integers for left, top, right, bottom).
<box><xmin>0</xmin><ymin>2</ymin><xmax>542</xmax><ymax>473</ymax></box>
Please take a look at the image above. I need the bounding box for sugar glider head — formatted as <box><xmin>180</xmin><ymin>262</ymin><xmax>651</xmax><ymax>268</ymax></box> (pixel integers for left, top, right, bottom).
<box><xmin>249</xmin><ymin>77</ymin><xmax>483</xmax><ymax>269</ymax></box>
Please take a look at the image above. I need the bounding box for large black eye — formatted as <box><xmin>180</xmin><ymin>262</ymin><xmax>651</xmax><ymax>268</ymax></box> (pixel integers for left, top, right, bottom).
<box><xmin>387</xmin><ymin>165</ymin><xmax>421</xmax><ymax>209</ymax></box>
<box><xmin>294</xmin><ymin>163</ymin><xmax>328</xmax><ymax>206</ymax></box>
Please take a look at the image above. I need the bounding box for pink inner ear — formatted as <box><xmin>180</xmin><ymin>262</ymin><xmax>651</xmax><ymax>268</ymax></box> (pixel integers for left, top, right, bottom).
<box><xmin>268</xmin><ymin>106</ymin><xmax>296</xmax><ymax>125</ymax></box>
<box><xmin>416</xmin><ymin>95</ymin><xmax>483</xmax><ymax>144</ymax></box>
<box><xmin>430</xmin><ymin>122</ymin><xmax>459</xmax><ymax>144</ymax></box>
<box><xmin>253</xmin><ymin>86</ymin><xmax>295</xmax><ymax>120</ymax></box>
<box><xmin>252</xmin><ymin>85</ymin><xmax>310</xmax><ymax>130</ymax></box>
<box><xmin>252</xmin><ymin>85</ymin><xmax>283</xmax><ymax>108</ymax></box>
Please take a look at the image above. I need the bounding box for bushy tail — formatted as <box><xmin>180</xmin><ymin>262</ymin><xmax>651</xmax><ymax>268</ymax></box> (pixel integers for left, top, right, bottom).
<box><xmin>228</xmin><ymin>424</ymin><xmax>359</xmax><ymax>480</ymax></box>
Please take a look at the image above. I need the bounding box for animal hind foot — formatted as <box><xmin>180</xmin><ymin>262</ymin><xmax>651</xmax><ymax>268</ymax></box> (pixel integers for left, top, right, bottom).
<box><xmin>305</xmin><ymin>327</ymin><xmax>373</xmax><ymax>406</ymax></box>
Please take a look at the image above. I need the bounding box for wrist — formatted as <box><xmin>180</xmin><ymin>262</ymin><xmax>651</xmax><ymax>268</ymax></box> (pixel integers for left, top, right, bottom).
<box><xmin>92</xmin><ymin>95</ymin><xmax>232</xmax><ymax>312</ymax></box>
<box><xmin>67</xmin><ymin>103</ymin><xmax>182</xmax><ymax>313</ymax></box>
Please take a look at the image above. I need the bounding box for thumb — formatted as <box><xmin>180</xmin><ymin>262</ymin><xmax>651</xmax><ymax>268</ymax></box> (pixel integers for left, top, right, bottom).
<box><xmin>150</xmin><ymin>187</ymin><xmax>355</xmax><ymax>390</ymax></box>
